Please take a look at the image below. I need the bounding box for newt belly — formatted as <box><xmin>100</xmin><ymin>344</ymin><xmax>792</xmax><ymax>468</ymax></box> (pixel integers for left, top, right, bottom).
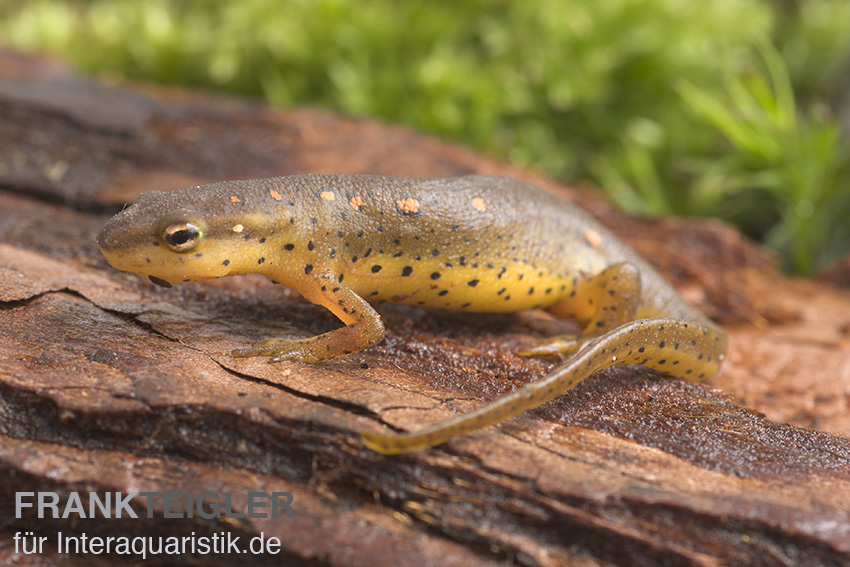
<box><xmin>98</xmin><ymin>174</ymin><xmax>727</xmax><ymax>454</ymax></box>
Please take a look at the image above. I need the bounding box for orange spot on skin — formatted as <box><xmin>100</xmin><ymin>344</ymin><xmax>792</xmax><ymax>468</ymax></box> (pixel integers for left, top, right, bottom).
<box><xmin>350</xmin><ymin>195</ymin><xmax>364</xmax><ymax>210</ymax></box>
<box><xmin>230</xmin><ymin>196</ymin><xmax>241</xmax><ymax>203</ymax></box>
<box><xmin>585</xmin><ymin>229</ymin><xmax>602</xmax><ymax>247</ymax></box>
<box><xmin>396</xmin><ymin>197</ymin><xmax>420</xmax><ymax>214</ymax></box>
<box><xmin>320</xmin><ymin>190</ymin><xmax>336</xmax><ymax>201</ymax></box>
<box><xmin>270</xmin><ymin>189</ymin><xmax>282</xmax><ymax>201</ymax></box>
<box><xmin>471</xmin><ymin>197</ymin><xmax>487</xmax><ymax>212</ymax></box>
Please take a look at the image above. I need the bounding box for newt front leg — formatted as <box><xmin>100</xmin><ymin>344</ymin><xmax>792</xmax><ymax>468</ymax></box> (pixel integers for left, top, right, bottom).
<box><xmin>233</xmin><ymin>270</ymin><xmax>385</xmax><ymax>363</ymax></box>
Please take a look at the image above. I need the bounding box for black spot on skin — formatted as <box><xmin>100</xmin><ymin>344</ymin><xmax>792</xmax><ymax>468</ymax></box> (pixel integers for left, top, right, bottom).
<box><xmin>357</xmin><ymin>230</ymin><xmax>364</xmax><ymax>238</ymax></box>
<box><xmin>258</xmin><ymin>257</ymin><xmax>265</xmax><ymax>264</ymax></box>
<box><xmin>497</xmin><ymin>288</ymin><xmax>506</xmax><ymax>295</ymax></box>
<box><xmin>332</xmin><ymin>287</ymin><xmax>340</xmax><ymax>292</ymax></box>
<box><xmin>321</xmin><ymin>285</ymin><xmax>327</xmax><ymax>291</ymax></box>
<box><xmin>431</xmin><ymin>249</ymin><xmax>440</xmax><ymax>256</ymax></box>
<box><xmin>259</xmin><ymin>238</ymin><xmax>266</xmax><ymax>244</ymax></box>
<box><xmin>545</xmin><ymin>288</ymin><xmax>552</xmax><ymax>294</ymax></box>
<box><xmin>364</xmin><ymin>248</ymin><xmax>372</xmax><ymax>257</ymax></box>
<box><xmin>377</xmin><ymin>225</ymin><xmax>384</xmax><ymax>232</ymax></box>
<box><xmin>338</xmin><ymin>273</ymin><xmax>344</xmax><ymax>282</ymax></box>
<box><xmin>393</xmin><ymin>251</ymin><xmax>403</xmax><ymax>257</ymax></box>
<box><xmin>393</xmin><ymin>239</ymin><xmax>401</xmax><ymax>245</ymax></box>
<box><xmin>430</xmin><ymin>272</ymin><xmax>441</xmax><ymax>280</ymax></box>
<box><xmin>194</xmin><ymin>253</ymin><xmax>203</xmax><ymax>258</ymax></box>
<box><xmin>305</xmin><ymin>264</ymin><xmax>313</xmax><ymax>275</ymax></box>
<box><xmin>528</xmin><ymin>287</ymin><xmax>534</xmax><ymax>295</ymax></box>
<box><xmin>311</xmin><ymin>217</ymin><xmax>317</xmax><ymax>225</ymax></box>
<box><xmin>401</xmin><ymin>266</ymin><xmax>413</xmax><ymax>276</ymax></box>
<box><xmin>461</xmin><ymin>303</ymin><xmax>471</xmax><ymax>308</ymax></box>
<box><xmin>290</xmin><ymin>217</ymin><xmax>296</xmax><ymax>224</ymax></box>
<box><xmin>369</xmin><ymin>291</ymin><xmax>379</xmax><ymax>297</ymax></box>
<box><xmin>659</xmin><ymin>341</ymin><xmax>666</xmax><ymax>348</ymax></box>
<box><xmin>222</xmin><ymin>260</ymin><xmax>230</xmax><ymax>266</ymax></box>
<box><xmin>148</xmin><ymin>275</ymin><xmax>172</xmax><ymax>288</ymax></box>
<box><xmin>638</xmin><ymin>347</ymin><xmax>645</xmax><ymax>353</ymax></box>
<box><xmin>468</xmin><ymin>279</ymin><xmax>479</xmax><ymax>287</ymax></box>
<box><xmin>284</xmin><ymin>243</ymin><xmax>295</xmax><ymax>251</ymax></box>
<box><xmin>337</xmin><ymin>231</ymin><xmax>344</xmax><ymax>238</ymax></box>
<box><xmin>438</xmin><ymin>290</ymin><xmax>449</xmax><ymax>296</ymax></box>
<box><xmin>352</xmin><ymin>256</ymin><xmax>358</xmax><ymax>262</ymax></box>
<box><xmin>308</xmin><ymin>241</ymin><xmax>315</xmax><ymax>250</ymax></box>
<box><xmin>371</xmin><ymin>265</ymin><xmax>382</xmax><ymax>273</ymax></box>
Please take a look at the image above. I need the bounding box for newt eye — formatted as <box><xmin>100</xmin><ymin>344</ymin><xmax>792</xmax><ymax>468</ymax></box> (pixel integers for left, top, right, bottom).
<box><xmin>162</xmin><ymin>222</ymin><xmax>202</xmax><ymax>252</ymax></box>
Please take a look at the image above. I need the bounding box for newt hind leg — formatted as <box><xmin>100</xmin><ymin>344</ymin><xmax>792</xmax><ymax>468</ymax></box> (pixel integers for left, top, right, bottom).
<box><xmin>519</xmin><ymin>262</ymin><xmax>642</xmax><ymax>358</ymax></box>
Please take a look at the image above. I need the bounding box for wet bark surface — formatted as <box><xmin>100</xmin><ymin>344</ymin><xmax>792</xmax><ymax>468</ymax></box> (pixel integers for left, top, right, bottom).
<box><xmin>2</xmin><ymin>48</ymin><xmax>850</xmax><ymax>567</ymax></box>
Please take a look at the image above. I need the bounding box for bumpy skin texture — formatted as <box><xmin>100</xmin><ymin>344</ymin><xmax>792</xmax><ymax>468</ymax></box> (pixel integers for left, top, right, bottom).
<box><xmin>98</xmin><ymin>174</ymin><xmax>727</xmax><ymax>453</ymax></box>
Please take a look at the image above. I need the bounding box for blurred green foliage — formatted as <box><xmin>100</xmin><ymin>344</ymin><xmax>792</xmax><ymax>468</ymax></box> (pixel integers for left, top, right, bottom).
<box><xmin>1</xmin><ymin>0</ymin><xmax>848</xmax><ymax>273</ymax></box>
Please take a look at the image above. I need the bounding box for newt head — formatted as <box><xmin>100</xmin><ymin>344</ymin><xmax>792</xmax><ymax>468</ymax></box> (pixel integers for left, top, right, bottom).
<box><xmin>97</xmin><ymin>183</ymin><xmax>296</xmax><ymax>286</ymax></box>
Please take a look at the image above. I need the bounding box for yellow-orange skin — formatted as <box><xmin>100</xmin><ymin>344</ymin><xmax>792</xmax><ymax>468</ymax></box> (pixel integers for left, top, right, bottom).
<box><xmin>99</xmin><ymin>174</ymin><xmax>727</xmax><ymax>453</ymax></box>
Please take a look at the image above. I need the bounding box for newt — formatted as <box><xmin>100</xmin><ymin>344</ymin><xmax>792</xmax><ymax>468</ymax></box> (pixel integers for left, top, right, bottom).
<box><xmin>98</xmin><ymin>174</ymin><xmax>727</xmax><ymax>454</ymax></box>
